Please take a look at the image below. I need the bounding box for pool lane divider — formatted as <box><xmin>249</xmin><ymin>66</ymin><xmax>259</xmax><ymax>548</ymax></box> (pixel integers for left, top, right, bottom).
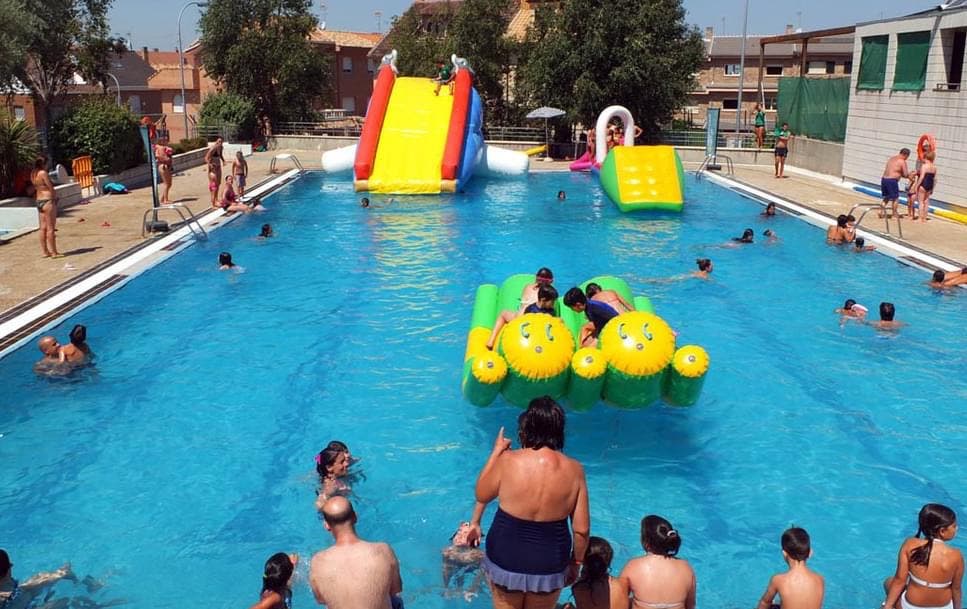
<box><xmin>0</xmin><ymin>169</ymin><xmax>302</xmax><ymax>360</ymax></box>
<box><xmin>699</xmin><ymin>171</ymin><xmax>966</xmax><ymax>276</ymax></box>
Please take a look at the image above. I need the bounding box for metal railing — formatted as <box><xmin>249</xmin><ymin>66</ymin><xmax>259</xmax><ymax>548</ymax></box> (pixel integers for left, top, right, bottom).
<box><xmin>657</xmin><ymin>130</ymin><xmax>778</xmax><ymax>149</ymax></box>
<box><xmin>483</xmin><ymin>126</ymin><xmax>544</xmax><ymax>141</ymax></box>
<box><xmin>192</xmin><ymin>123</ymin><xmax>239</xmax><ymax>141</ymax></box>
<box><xmin>142</xmin><ymin>203</ymin><xmax>208</xmax><ymax>241</ymax></box>
<box><xmin>273</xmin><ymin>122</ymin><xmax>362</xmax><ymax>137</ymax></box>
<box><xmin>847</xmin><ymin>202</ymin><xmax>903</xmax><ymax>239</ymax></box>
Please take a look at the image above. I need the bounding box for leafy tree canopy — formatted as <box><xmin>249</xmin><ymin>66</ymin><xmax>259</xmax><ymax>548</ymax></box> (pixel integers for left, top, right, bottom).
<box><xmin>199</xmin><ymin>91</ymin><xmax>258</xmax><ymax>141</ymax></box>
<box><xmin>516</xmin><ymin>0</ymin><xmax>704</xmax><ymax>141</ymax></box>
<box><xmin>199</xmin><ymin>0</ymin><xmax>331</xmax><ymax>130</ymax></box>
<box><xmin>0</xmin><ymin>0</ymin><xmax>38</xmax><ymax>92</ymax></box>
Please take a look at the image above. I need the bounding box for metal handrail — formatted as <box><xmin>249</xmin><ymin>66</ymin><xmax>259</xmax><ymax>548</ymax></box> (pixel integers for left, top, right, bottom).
<box><xmin>848</xmin><ymin>202</ymin><xmax>903</xmax><ymax>239</ymax></box>
<box><xmin>269</xmin><ymin>153</ymin><xmax>305</xmax><ymax>173</ymax></box>
<box><xmin>696</xmin><ymin>154</ymin><xmax>734</xmax><ymax>177</ymax></box>
<box><xmin>142</xmin><ymin>202</ymin><xmax>208</xmax><ymax>240</ymax></box>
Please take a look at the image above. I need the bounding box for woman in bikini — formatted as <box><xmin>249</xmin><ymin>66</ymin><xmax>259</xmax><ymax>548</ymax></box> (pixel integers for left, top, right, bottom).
<box><xmin>466</xmin><ymin>396</ymin><xmax>590</xmax><ymax>609</ymax></box>
<box><xmin>205</xmin><ymin>137</ymin><xmax>225</xmax><ymax>206</ymax></box>
<box><xmin>619</xmin><ymin>515</ymin><xmax>696</xmax><ymax>609</ymax></box>
<box><xmin>883</xmin><ymin>504</ymin><xmax>963</xmax><ymax>609</ymax></box>
<box><xmin>154</xmin><ymin>137</ymin><xmax>174</xmax><ymax>204</ymax></box>
<box><xmin>30</xmin><ymin>156</ymin><xmax>61</xmax><ymax>258</ymax></box>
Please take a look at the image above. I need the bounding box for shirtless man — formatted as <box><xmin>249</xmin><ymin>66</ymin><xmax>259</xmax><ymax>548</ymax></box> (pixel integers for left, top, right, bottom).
<box><xmin>310</xmin><ymin>497</ymin><xmax>403</xmax><ymax>609</ymax></box>
<box><xmin>871</xmin><ymin>302</ymin><xmax>905</xmax><ymax>331</ymax></box>
<box><xmin>33</xmin><ymin>336</ymin><xmax>71</xmax><ymax>376</ymax></box>
<box><xmin>928</xmin><ymin>268</ymin><xmax>967</xmax><ymax>289</ymax></box>
<box><xmin>881</xmin><ymin>148</ymin><xmax>910</xmax><ymax>219</ymax></box>
<box><xmin>31</xmin><ymin>156</ymin><xmax>61</xmax><ymax>258</ymax></box>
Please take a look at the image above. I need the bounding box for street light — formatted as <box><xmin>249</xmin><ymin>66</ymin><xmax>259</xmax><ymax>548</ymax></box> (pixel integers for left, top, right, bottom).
<box><xmin>734</xmin><ymin>0</ymin><xmax>750</xmax><ymax>142</ymax></box>
<box><xmin>178</xmin><ymin>1</ymin><xmax>208</xmax><ymax>140</ymax></box>
<box><xmin>105</xmin><ymin>72</ymin><xmax>121</xmax><ymax>107</ymax></box>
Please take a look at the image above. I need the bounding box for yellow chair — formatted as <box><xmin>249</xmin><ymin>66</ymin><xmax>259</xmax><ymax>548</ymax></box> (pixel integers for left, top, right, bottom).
<box><xmin>71</xmin><ymin>155</ymin><xmax>94</xmax><ymax>197</ymax></box>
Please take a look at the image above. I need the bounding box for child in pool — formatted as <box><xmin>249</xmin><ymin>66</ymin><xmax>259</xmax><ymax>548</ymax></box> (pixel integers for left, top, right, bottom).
<box><xmin>442</xmin><ymin>522</ymin><xmax>484</xmax><ymax>601</ymax></box>
<box><xmin>486</xmin><ymin>284</ymin><xmax>558</xmax><ymax>350</ymax></box>
<box><xmin>563</xmin><ymin>536</ymin><xmax>627</xmax><ymax>609</ymax></box>
<box><xmin>247</xmin><ymin>552</ymin><xmax>298</xmax><ymax>609</ymax></box>
<box><xmin>755</xmin><ymin>528</ymin><xmax>824</xmax><ymax>609</ymax></box>
<box><xmin>314</xmin><ymin>445</ymin><xmax>351</xmax><ymax>508</ymax></box>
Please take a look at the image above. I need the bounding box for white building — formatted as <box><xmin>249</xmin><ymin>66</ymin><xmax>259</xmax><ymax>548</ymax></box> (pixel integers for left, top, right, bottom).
<box><xmin>842</xmin><ymin>1</ymin><xmax>967</xmax><ymax>213</ymax></box>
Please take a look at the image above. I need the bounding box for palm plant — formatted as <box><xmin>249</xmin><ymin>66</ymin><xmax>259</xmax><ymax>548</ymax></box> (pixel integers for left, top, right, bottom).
<box><xmin>0</xmin><ymin>110</ymin><xmax>41</xmax><ymax>198</ymax></box>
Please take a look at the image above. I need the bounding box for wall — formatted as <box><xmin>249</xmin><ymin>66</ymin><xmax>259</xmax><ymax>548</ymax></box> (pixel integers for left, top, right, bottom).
<box><xmin>269</xmin><ymin>135</ymin><xmax>543</xmax><ymax>154</ymax></box>
<box><xmin>92</xmin><ymin>147</ymin><xmax>209</xmax><ymax>193</ymax></box>
<box><xmin>331</xmin><ymin>47</ymin><xmax>376</xmax><ymax>113</ymax></box>
<box><xmin>843</xmin><ymin>11</ymin><xmax>967</xmax><ymax>209</ymax></box>
<box><xmin>787</xmin><ymin>136</ymin><xmax>845</xmax><ymax>175</ymax></box>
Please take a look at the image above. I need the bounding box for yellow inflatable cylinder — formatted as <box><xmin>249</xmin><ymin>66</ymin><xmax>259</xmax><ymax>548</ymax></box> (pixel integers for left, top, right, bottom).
<box><xmin>662</xmin><ymin>345</ymin><xmax>709</xmax><ymax>407</ymax></box>
<box><xmin>568</xmin><ymin>348</ymin><xmax>607</xmax><ymax>411</ymax></box>
<box><xmin>462</xmin><ymin>352</ymin><xmax>508</xmax><ymax>406</ymax></box>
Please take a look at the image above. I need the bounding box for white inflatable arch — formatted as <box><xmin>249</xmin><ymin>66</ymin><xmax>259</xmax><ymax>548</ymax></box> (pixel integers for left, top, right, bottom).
<box><xmin>594</xmin><ymin>105</ymin><xmax>636</xmax><ymax>165</ymax></box>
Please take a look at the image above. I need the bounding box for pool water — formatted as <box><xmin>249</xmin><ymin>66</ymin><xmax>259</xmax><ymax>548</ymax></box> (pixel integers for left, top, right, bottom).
<box><xmin>2</xmin><ymin>172</ymin><xmax>966</xmax><ymax>609</ymax></box>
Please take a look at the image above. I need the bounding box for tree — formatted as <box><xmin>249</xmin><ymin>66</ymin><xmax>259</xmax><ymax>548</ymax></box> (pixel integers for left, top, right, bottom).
<box><xmin>199</xmin><ymin>0</ymin><xmax>331</xmax><ymax>132</ymax></box>
<box><xmin>448</xmin><ymin>0</ymin><xmax>517</xmax><ymax>124</ymax></box>
<box><xmin>387</xmin><ymin>3</ymin><xmax>453</xmax><ymax>79</ymax></box>
<box><xmin>50</xmin><ymin>97</ymin><xmax>142</xmax><ymax>174</ymax></box>
<box><xmin>0</xmin><ymin>0</ymin><xmax>38</xmax><ymax>92</ymax></box>
<box><xmin>199</xmin><ymin>92</ymin><xmax>258</xmax><ymax>141</ymax></box>
<box><xmin>15</xmin><ymin>0</ymin><xmax>115</xmax><ymax>137</ymax></box>
<box><xmin>516</xmin><ymin>0</ymin><xmax>704</xmax><ymax>141</ymax></box>
<box><xmin>0</xmin><ymin>109</ymin><xmax>40</xmax><ymax>198</ymax></box>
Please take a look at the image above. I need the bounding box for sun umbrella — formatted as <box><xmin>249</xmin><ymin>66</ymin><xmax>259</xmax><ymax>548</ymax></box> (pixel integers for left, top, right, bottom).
<box><xmin>526</xmin><ymin>107</ymin><xmax>566</xmax><ymax>157</ymax></box>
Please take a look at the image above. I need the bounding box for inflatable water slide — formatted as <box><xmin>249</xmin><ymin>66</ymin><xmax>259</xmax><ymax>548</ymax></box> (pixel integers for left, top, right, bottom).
<box><xmin>570</xmin><ymin>105</ymin><xmax>686</xmax><ymax>213</ymax></box>
<box><xmin>321</xmin><ymin>52</ymin><xmax>527</xmax><ymax>194</ymax></box>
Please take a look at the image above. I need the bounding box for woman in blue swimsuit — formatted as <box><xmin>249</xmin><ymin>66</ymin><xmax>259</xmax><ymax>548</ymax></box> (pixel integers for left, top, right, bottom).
<box><xmin>467</xmin><ymin>397</ymin><xmax>590</xmax><ymax>609</ymax></box>
<box><xmin>883</xmin><ymin>504</ymin><xmax>963</xmax><ymax>609</ymax></box>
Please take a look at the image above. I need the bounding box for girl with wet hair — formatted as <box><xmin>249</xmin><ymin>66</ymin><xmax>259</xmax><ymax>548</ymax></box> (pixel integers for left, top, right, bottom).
<box><xmin>315</xmin><ymin>446</ymin><xmax>350</xmax><ymax>503</ymax></box>
<box><xmin>693</xmin><ymin>259</ymin><xmax>713</xmax><ymax>279</ymax></box>
<box><xmin>248</xmin><ymin>552</ymin><xmax>297</xmax><ymax>609</ymax></box>
<box><xmin>619</xmin><ymin>515</ymin><xmax>696</xmax><ymax>609</ymax></box>
<box><xmin>883</xmin><ymin>504</ymin><xmax>963</xmax><ymax>609</ymax></box>
<box><xmin>566</xmin><ymin>536</ymin><xmax>627</xmax><ymax>609</ymax></box>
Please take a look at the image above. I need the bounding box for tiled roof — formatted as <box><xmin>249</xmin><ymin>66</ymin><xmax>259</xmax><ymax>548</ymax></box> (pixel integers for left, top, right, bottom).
<box><xmin>505</xmin><ymin>6</ymin><xmax>534</xmax><ymax>41</ymax></box>
<box><xmin>704</xmin><ymin>34</ymin><xmax>854</xmax><ymax>58</ymax></box>
<box><xmin>310</xmin><ymin>29</ymin><xmax>383</xmax><ymax>48</ymax></box>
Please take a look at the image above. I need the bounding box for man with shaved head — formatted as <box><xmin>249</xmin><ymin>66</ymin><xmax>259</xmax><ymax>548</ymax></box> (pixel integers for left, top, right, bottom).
<box><xmin>32</xmin><ymin>336</ymin><xmax>65</xmax><ymax>375</ymax></box>
<box><xmin>310</xmin><ymin>496</ymin><xmax>403</xmax><ymax>609</ymax></box>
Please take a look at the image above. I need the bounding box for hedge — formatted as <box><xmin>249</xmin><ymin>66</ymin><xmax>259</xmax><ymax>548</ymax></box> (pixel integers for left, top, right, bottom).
<box><xmin>50</xmin><ymin>97</ymin><xmax>143</xmax><ymax>175</ymax></box>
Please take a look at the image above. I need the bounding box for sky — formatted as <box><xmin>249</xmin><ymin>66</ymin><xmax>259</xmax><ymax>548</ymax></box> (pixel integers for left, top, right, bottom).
<box><xmin>111</xmin><ymin>0</ymin><xmax>937</xmax><ymax>51</ymax></box>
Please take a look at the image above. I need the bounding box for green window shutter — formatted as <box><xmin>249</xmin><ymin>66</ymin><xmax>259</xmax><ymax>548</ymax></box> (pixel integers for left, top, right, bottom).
<box><xmin>893</xmin><ymin>31</ymin><xmax>931</xmax><ymax>91</ymax></box>
<box><xmin>857</xmin><ymin>35</ymin><xmax>888</xmax><ymax>90</ymax></box>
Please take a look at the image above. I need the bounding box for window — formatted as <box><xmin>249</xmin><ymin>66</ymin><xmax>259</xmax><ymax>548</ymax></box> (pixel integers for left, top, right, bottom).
<box><xmin>763</xmin><ymin>96</ymin><xmax>777</xmax><ymax>110</ymax></box>
<box><xmin>367</xmin><ymin>58</ymin><xmax>376</xmax><ymax>74</ymax></box>
<box><xmin>724</xmin><ymin>64</ymin><xmax>741</xmax><ymax>76</ymax></box>
<box><xmin>342</xmin><ymin>56</ymin><xmax>353</xmax><ymax>73</ymax></box>
<box><xmin>857</xmin><ymin>35</ymin><xmax>888</xmax><ymax>90</ymax></box>
<box><xmin>941</xmin><ymin>28</ymin><xmax>966</xmax><ymax>89</ymax></box>
<box><xmin>127</xmin><ymin>95</ymin><xmax>142</xmax><ymax>114</ymax></box>
<box><xmin>826</xmin><ymin>61</ymin><xmax>836</xmax><ymax>74</ymax></box>
<box><xmin>766</xmin><ymin>65</ymin><xmax>783</xmax><ymax>76</ymax></box>
<box><xmin>722</xmin><ymin>98</ymin><xmax>738</xmax><ymax>109</ymax></box>
<box><xmin>341</xmin><ymin>96</ymin><xmax>356</xmax><ymax>113</ymax></box>
<box><xmin>844</xmin><ymin>60</ymin><xmax>853</xmax><ymax>74</ymax></box>
<box><xmin>173</xmin><ymin>94</ymin><xmax>184</xmax><ymax>113</ymax></box>
<box><xmin>894</xmin><ymin>31</ymin><xmax>931</xmax><ymax>91</ymax></box>
<box><xmin>807</xmin><ymin>61</ymin><xmax>827</xmax><ymax>75</ymax></box>
<box><xmin>13</xmin><ymin>106</ymin><xmax>25</xmax><ymax>121</ymax></box>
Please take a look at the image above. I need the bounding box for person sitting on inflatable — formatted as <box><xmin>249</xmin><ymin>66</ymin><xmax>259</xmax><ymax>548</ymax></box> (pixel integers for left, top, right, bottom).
<box><xmin>486</xmin><ymin>284</ymin><xmax>558</xmax><ymax>350</ymax></box>
<box><xmin>585</xmin><ymin>282</ymin><xmax>633</xmax><ymax>313</ymax></box>
<box><xmin>433</xmin><ymin>59</ymin><xmax>455</xmax><ymax>96</ymax></box>
<box><xmin>563</xmin><ymin>287</ymin><xmax>619</xmax><ymax>348</ymax></box>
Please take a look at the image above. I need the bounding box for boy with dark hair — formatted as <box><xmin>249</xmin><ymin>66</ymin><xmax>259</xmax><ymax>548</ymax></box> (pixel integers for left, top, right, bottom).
<box><xmin>433</xmin><ymin>59</ymin><xmax>454</xmax><ymax>96</ymax></box>
<box><xmin>872</xmin><ymin>301</ymin><xmax>905</xmax><ymax>330</ymax></box>
<box><xmin>563</xmin><ymin>287</ymin><xmax>619</xmax><ymax>348</ymax></box>
<box><xmin>486</xmin><ymin>285</ymin><xmax>559</xmax><ymax>350</ymax></box>
<box><xmin>755</xmin><ymin>528</ymin><xmax>824</xmax><ymax>609</ymax></box>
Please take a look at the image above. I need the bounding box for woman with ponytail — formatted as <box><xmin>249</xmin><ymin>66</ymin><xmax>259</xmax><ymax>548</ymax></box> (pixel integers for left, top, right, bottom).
<box><xmin>566</xmin><ymin>536</ymin><xmax>627</xmax><ymax>609</ymax></box>
<box><xmin>248</xmin><ymin>552</ymin><xmax>298</xmax><ymax>609</ymax></box>
<box><xmin>618</xmin><ymin>515</ymin><xmax>696</xmax><ymax>609</ymax></box>
<box><xmin>883</xmin><ymin>504</ymin><xmax>963</xmax><ymax>609</ymax></box>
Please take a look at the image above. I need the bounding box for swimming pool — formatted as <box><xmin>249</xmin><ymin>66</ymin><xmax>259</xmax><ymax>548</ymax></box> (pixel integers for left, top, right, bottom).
<box><xmin>1</xmin><ymin>172</ymin><xmax>966</xmax><ymax>609</ymax></box>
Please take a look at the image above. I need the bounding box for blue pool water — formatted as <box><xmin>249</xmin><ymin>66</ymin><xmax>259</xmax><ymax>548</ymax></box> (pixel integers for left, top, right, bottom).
<box><xmin>2</xmin><ymin>172</ymin><xmax>966</xmax><ymax>609</ymax></box>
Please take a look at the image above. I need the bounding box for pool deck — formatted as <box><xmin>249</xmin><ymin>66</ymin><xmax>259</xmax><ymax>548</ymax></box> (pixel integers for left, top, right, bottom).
<box><xmin>1</xmin><ymin>156</ymin><xmax>965</xmax><ymax>321</ymax></box>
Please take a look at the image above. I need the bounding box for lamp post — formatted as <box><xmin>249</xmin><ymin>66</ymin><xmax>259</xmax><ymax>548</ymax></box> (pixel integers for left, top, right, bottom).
<box><xmin>105</xmin><ymin>73</ymin><xmax>121</xmax><ymax>107</ymax></box>
<box><xmin>178</xmin><ymin>1</ymin><xmax>208</xmax><ymax>140</ymax></box>
<box><xmin>734</xmin><ymin>0</ymin><xmax>750</xmax><ymax>143</ymax></box>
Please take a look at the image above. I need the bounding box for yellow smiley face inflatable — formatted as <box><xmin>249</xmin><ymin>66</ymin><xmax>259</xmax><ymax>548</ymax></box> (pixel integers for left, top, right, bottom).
<box><xmin>499</xmin><ymin>313</ymin><xmax>575</xmax><ymax>380</ymax></box>
<box><xmin>599</xmin><ymin>311</ymin><xmax>677</xmax><ymax>377</ymax></box>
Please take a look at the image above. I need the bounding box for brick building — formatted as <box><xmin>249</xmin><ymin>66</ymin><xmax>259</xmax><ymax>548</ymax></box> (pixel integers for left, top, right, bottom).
<box><xmin>310</xmin><ymin>30</ymin><xmax>383</xmax><ymax>115</ymax></box>
<box><xmin>684</xmin><ymin>26</ymin><xmax>854</xmax><ymax>129</ymax></box>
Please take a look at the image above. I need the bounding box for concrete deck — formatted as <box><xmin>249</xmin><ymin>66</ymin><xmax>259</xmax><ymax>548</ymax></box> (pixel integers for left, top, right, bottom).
<box><xmin>1</xmin><ymin>155</ymin><xmax>964</xmax><ymax>320</ymax></box>
<box><xmin>0</xmin><ymin>150</ymin><xmax>299</xmax><ymax>313</ymax></box>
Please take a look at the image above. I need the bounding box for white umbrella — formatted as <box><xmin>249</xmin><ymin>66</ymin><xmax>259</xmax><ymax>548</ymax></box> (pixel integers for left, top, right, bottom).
<box><xmin>526</xmin><ymin>107</ymin><xmax>566</xmax><ymax>157</ymax></box>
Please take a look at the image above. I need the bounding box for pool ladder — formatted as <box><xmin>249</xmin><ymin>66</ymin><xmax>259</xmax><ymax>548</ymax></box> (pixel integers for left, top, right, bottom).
<box><xmin>847</xmin><ymin>202</ymin><xmax>904</xmax><ymax>239</ymax></box>
<box><xmin>269</xmin><ymin>153</ymin><xmax>305</xmax><ymax>174</ymax></box>
<box><xmin>142</xmin><ymin>203</ymin><xmax>208</xmax><ymax>241</ymax></box>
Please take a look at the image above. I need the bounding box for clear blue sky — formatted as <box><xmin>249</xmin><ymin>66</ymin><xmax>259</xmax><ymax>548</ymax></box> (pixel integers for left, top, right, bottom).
<box><xmin>111</xmin><ymin>0</ymin><xmax>936</xmax><ymax>51</ymax></box>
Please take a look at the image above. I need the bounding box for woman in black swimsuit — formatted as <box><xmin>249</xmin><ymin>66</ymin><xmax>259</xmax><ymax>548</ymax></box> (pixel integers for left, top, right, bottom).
<box><xmin>915</xmin><ymin>151</ymin><xmax>937</xmax><ymax>224</ymax></box>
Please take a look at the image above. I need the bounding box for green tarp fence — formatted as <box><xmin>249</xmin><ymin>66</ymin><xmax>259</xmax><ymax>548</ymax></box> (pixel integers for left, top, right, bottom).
<box><xmin>777</xmin><ymin>77</ymin><xmax>850</xmax><ymax>143</ymax></box>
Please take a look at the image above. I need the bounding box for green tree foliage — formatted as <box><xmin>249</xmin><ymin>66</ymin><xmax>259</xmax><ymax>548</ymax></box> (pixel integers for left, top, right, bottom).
<box><xmin>516</xmin><ymin>0</ymin><xmax>704</xmax><ymax>141</ymax></box>
<box><xmin>199</xmin><ymin>0</ymin><xmax>331</xmax><ymax>130</ymax></box>
<box><xmin>0</xmin><ymin>109</ymin><xmax>41</xmax><ymax>198</ymax></box>
<box><xmin>388</xmin><ymin>3</ymin><xmax>453</xmax><ymax>78</ymax></box>
<box><xmin>0</xmin><ymin>0</ymin><xmax>38</xmax><ymax>92</ymax></box>
<box><xmin>199</xmin><ymin>92</ymin><xmax>258</xmax><ymax>141</ymax></box>
<box><xmin>16</xmin><ymin>0</ymin><xmax>115</xmax><ymax>133</ymax></box>
<box><xmin>50</xmin><ymin>97</ymin><xmax>143</xmax><ymax>175</ymax></box>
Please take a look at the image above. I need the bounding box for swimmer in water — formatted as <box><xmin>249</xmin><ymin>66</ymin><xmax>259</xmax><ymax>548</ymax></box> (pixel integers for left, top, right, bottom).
<box><xmin>762</xmin><ymin>202</ymin><xmax>777</xmax><ymax>216</ymax></box>
<box><xmin>733</xmin><ymin>228</ymin><xmax>754</xmax><ymax>244</ymax></box>
<box><xmin>853</xmin><ymin>237</ymin><xmax>876</xmax><ymax>252</ymax></box>
<box><xmin>557</xmin><ymin>190</ymin><xmax>566</xmax><ymax>201</ymax></box>
<box><xmin>60</xmin><ymin>324</ymin><xmax>92</xmax><ymax>365</ymax></box>
<box><xmin>33</xmin><ymin>336</ymin><xmax>67</xmax><ymax>375</ymax></box>
<box><xmin>218</xmin><ymin>252</ymin><xmax>236</xmax><ymax>270</ymax></box>
<box><xmin>360</xmin><ymin>197</ymin><xmax>370</xmax><ymax>208</ymax></box>
<box><xmin>326</xmin><ymin>440</ymin><xmax>364</xmax><ymax>483</ymax></box>
<box><xmin>928</xmin><ymin>268</ymin><xmax>967</xmax><ymax>289</ymax></box>
<box><xmin>314</xmin><ymin>445</ymin><xmax>351</xmax><ymax>508</ymax></box>
<box><xmin>694</xmin><ymin>258</ymin><xmax>713</xmax><ymax>279</ymax></box>
<box><xmin>870</xmin><ymin>301</ymin><xmax>905</xmax><ymax>331</ymax></box>
<box><xmin>0</xmin><ymin>549</ymin><xmax>75</xmax><ymax>609</ymax></box>
<box><xmin>763</xmin><ymin>229</ymin><xmax>778</xmax><ymax>243</ymax></box>
<box><xmin>442</xmin><ymin>522</ymin><xmax>485</xmax><ymax>601</ymax></box>
<box><xmin>827</xmin><ymin>215</ymin><xmax>849</xmax><ymax>244</ymax></box>
<box><xmin>585</xmin><ymin>282</ymin><xmax>633</xmax><ymax>312</ymax></box>
<box><xmin>258</xmin><ymin>224</ymin><xmax>273</xmax><ymax>239</ymax></box>
<box><xmin>834</xmin><ymin>299</ymin><xmax>868</xmax><ymax>321</ymax></box>
<box><xmin>247</xmin><ymin>552</ymin><xmax>298</xmax><ymax>609</ymax></box>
